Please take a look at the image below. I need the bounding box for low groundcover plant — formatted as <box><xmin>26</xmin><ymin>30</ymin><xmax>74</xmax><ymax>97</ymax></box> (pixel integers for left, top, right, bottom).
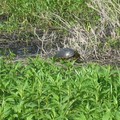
<box><xmin>0</xmin><ymin>57</ymin><xmax>120</xmax><ymax>120</ymax></box>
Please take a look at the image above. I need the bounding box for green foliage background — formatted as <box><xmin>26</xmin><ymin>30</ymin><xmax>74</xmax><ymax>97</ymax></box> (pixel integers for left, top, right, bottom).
<box><xmin>0</xmin><ymin>0</ymin><xmax>98</xmax><ymax>32</ymax></box>
<box><xmin>0</xmin><ymin>57</ymin><xmax>120</xmax><ymax>119</ymax></box>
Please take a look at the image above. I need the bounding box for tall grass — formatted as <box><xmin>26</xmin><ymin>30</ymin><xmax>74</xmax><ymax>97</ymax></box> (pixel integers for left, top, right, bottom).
<box><xmin>0</xmin><ymin>0</ymin><xmax>93</xmax><ymax>32</ymax></box>
<box><xmin>0</xmin><ymin>57</ymin><xmax>120</xmax><ymax>119</ymax></box>
<box><xmin>54</xmin><ymin>0</ymin><xmax>120</xmax><ymax>59</ymax></box>
<box><xmin>0</xmin><ymin>0</ymin><xmax>119</xmax><ymax>63</ymax></box>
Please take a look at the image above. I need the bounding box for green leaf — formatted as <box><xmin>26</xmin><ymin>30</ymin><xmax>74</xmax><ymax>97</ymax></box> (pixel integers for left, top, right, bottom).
<box><xmin>102</xmin><ymin>110</ymin><xmax>111</xmax><ymax>120</ymax></box>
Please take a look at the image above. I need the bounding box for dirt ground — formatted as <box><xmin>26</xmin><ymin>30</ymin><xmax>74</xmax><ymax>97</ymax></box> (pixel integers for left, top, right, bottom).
<box><xmin>0</xmin><ymin>31</ymin><xmax>120</xmax><ymax>68</ymax></box>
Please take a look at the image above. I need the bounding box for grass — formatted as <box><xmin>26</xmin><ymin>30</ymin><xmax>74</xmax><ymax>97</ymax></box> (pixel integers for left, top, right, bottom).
<box><xmin>0</xmin><ymin>0</ymin><xmax>119</xmax><ymax>59</ymax></box>
<box><xmin>0</xmin><ymin>0</ymin><xmax>98</xmax><ymax>32</ymax></box>
<box><xmin>0</xmin><ymin>57</ymin><xmax>120</xmax><ymax>119</ymax></box>
<box><xmin>0</xmin><ymin>1</ymin><xmax>120</xmax><ymax>119</ymax></box>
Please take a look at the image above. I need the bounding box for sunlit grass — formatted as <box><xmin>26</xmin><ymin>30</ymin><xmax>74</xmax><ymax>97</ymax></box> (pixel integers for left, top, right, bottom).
<box><xmin>0</xmin><ymin>0</ymin><xmax>97</xmax><ymax>32</ymax></box>
<box><xmin>0</xmin><ymin>57</ymin><xmax>120</xmax><ymax>119</ymax></box>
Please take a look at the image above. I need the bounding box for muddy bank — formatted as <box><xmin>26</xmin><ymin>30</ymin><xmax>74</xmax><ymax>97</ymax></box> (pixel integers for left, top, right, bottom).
<box><xmin>0</xmin><ymin>28</ymin><xmax>64</xmax><ymax>56</ymax></box>
<box><xmin>0</xmin><ymin>29</ymin><xmax>120</xmax><ymax>67</ymax></box>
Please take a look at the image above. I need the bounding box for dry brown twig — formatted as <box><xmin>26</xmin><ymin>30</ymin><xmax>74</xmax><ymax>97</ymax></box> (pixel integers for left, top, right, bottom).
<box><xmin>50</xmin><ymin>0</ymin><xmax>120</xmax><ymax>62</ymax></box>
<box><xmin>33</xmin><ymin>27</ymin><xmax>63</xmax><ymax>57</ymax></box>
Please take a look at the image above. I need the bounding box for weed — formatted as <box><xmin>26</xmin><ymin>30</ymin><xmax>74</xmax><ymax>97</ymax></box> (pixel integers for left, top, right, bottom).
<box><xmin>0</xmin><ymin>57</ymin><xmax>120</xmax><ymax>119</ymax></box>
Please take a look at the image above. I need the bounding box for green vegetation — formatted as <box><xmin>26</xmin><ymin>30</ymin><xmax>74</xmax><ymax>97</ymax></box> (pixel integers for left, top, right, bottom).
<box><xmin>0</xmin><ymin>0</ymin><xmax>119</xmax><ymax>53</ymax></box>
<box><xmin>0</xmin><ymin>57</ymin><xmax>120</xmax><ymax>119</ymax></box>
<box><xmin>0</xmin><ymin>1</ymin><xmax>120</xmax><ymax>119</ymax></box>
<box><xmin>0</xmin><ymin>0</ymin><xmax>97</xmax><ymax>32</ymax></box>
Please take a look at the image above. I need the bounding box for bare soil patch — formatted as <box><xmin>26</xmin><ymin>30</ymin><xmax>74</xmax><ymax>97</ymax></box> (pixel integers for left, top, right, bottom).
<box><xmin>0</xmin><ymin>29</ymin><xmax>119</xmax><ymax>67</ymax></box>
